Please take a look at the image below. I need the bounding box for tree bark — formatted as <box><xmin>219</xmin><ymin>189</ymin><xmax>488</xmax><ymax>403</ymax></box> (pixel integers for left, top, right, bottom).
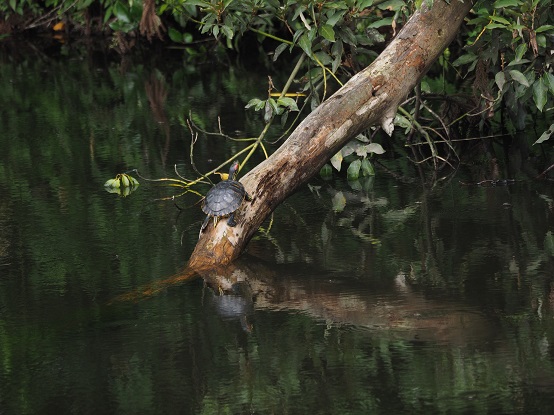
<box><xmin>189</xmin><ymin>0</ymin><xmax>474</xmax><ymax>271</ymax></box>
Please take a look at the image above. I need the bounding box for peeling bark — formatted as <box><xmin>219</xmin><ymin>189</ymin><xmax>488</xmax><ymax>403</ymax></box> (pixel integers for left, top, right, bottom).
<box><xmin>189</xmin><ymin>0</ymin><xmax>474</xmax><ymax>270</ymax></box>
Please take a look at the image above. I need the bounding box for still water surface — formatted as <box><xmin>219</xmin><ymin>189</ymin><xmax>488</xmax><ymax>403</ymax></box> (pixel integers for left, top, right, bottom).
<box><xmin>1</xmin><ymin>45</ymin><xmax>554</xmax><ymax>414</ymax></box>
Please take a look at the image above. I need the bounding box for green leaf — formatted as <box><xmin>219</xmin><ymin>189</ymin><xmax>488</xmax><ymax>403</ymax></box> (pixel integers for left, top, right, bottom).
<box><xmin>533</xmin><ymin>124</ymin><xmax>554</xmax><ymax>145</ymax></box>
<box><xmin>314</xmin><ymin>51</ymin><xmax>332</xmax><ymax>66</ymax></box>
<box><xmin>510</xmin><ymin>23</ymin><xmax>526</xmax><ymax>32</ymax></box>
<box><xmin>545</xmin><ymin>73</ymin><xmax>554</xmax><ymax>95</ymax></box>
<box><xmin>298</xmin><ymin>33</ymin><xmax>313</xmax><ymax>58</ymax></box>
<box><xmin>377</xmin><ymin>0</ymin><xmax>405</xmax><ymax>10</ymax></box>
<box><xmin>507</xmin><ymin>58</ymin><xmax>531</xmax><ymax>67</ymax></box>
<box><xmin>326</xmin><ymin>10</ymin><xmax>347</xmax><ymax>27</ymax></box>
<box><xmin>495</xmin><ymin>71</ymin><xmax>506</xmax><ymax>91</ymax></box>
<box><xmin>494</xmin><ymin>0</ymin><xmax>522</xmax><ymax>6</ymax></box>
<box><xmin>320</xmin><ymin>164</ymin><xmax>333</xmax><ymax>178</ymax></box>
<box><xmin>330</xmin><ymin>152</ymin><xmax>343</xmax><ymax>171</ymax></box>
<box><xmin>533</xmin><ymin>77</ymin><xmax>547</xmax><ymax>112</ymax></box>
<box><xmin>515</xmin><ymin>43</ymin><xmax>527</xmax><ymax>60</ymax></box>
<box><xmin>168</xmin><ymin>28</ymin><xmax>183</xmax><ymax>43</ymax></box>
<box><xmin>361</xmin><ymin>158</ymin><xmax>375</xmax><ymax>177</ymax></box>
<box><xmin>319</xmin><ymin>24</ymin><xmax>335</xmax><ymax>42</ymax></box>
<box><xmin>245</xmin><ymin>98</ymin><xmax>264</xmax><ymax>110</ymax></box>
<box><xmin>509</xmin><ymin>70</ymin><xmax>529</xmax><ymax>87</ymax></box>
<box><xmin>221</xmin><ymin>25</ymin><xmax>234</xmax><ymax>39</ymax></box>
<box><xmin>268</xmin><ymin>98</ymin><xmax>281</xmax><ymax>115</ymax></box>
<box><xmin>113</xmin><ymin>1</ymin><xmax>131</xmax><ymax>23</ymax></box>
<box><xmin>394</xmin><ymin>114</ymin><xmax>412</xmax><ymax>129</ymax></box>
<box><xmin>183</xmin><ymin>33</ymin><xmax>193</xmax><ymax>43</ymax></box>
<box><xmin>452</xmin><ymin>53</ymin><xmax>478</xmax><ymax>67</ymax></box>
<box><xmin>264</xmin><ymin>100</ymin><xmax>273</xmax><ymax>123</ymax></box>
<box><xmin>340</xmin><ymin>141</ymin><xmax>357</xmax><ymax>158</ymax></box>
<box><xmin>184</xmin><ymin>0</ymin><xmax>209</xmax><ymax>6</ymax></box>
<box><xmin>489</xmin><ymin>16</ymin><xmax>510</xmax><ymax>25</ymax></box>
<box><xmin>535</xmin><ymin>25</ymin><xmax>554</xmax><ymax>33</ymax></box>
<box><xmin>486</xmin><ymin>23</ymin><xmax>508</xmax><ymax>30</ymax></box>
<box><xmin>273</xmin><ymin>43</ymin><xmax>288</xmax><ymax>61</ymax></box>
<box><xmin>277</xmin><ymin>97</ymin><xmax>299</xmax><ymax>111</ymax></box>
<box><xmin>337</xmin><ymin>26</ymin><xmax>357</xmax><ymax>46</ymax></box>
<box><xmin>368</xmin><ymin>17</ymin><xmax>393</xmax><ymax>29</ymax></box>
<box><xmin>347</xmin><ymin>160</ymin><xmax>361</xmax><ymax>180</ymax></box>
<box><xmin>366</xmin><ymin>143</ymin><xmax>385</xmax><ymax>155</ymax></box>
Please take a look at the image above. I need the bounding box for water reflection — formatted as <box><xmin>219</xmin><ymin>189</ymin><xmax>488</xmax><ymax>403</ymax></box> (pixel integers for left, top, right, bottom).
<box><xmin>199</xmin><ymin>257</ymin><xmax>497</xmax><ymax>347</ymax></box>
<box><xmin>1</xmin><ymin>46</ymin><xmax>554</xmax><ymax>414</ymax></box>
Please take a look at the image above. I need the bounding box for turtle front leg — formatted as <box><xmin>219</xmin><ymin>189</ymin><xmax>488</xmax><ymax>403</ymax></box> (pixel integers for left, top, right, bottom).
<box><xmin>199</xmin><ymin>215</ymin><xmax>211</xmax><ymax>239</ymax></box>
<box><xmin>200</xmin><ymin>215</ymin><xmax>210</xmax><ymax>232</ymax></box>
<box><xmin>227</xmin><ymin>213</ymin><xmax>237</xmax><ymax>227</ymax></box>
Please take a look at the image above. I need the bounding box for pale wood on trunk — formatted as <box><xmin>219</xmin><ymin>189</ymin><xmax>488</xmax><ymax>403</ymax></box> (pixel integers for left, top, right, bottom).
<box><xmin>189</xmin><ymin>0</ymin><xmax>474</xmax><ymax>270</ymax></box>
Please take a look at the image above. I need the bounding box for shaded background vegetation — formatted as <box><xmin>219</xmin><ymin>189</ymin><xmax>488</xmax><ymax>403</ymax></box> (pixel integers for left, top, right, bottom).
<box><xmin>2</xmin><ymin>0</ymin><xmax>553</xmax><ymax>176</ymax></box>
<box><xmin>2</xmin><ymin>1</ymin><xmax>554</xmax><ymax>413</ymax></box>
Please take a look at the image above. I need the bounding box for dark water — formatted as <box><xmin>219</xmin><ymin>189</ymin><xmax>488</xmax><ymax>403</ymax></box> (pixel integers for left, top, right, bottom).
<box><xmin>1</xmin><ymin>44</ymin><xmax>554</xmax><ymax>414</ymax></box>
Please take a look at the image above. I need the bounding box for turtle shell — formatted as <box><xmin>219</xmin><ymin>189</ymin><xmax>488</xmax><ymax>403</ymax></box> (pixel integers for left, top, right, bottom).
<box><xmin>202</xmin><ymin>180</ymin><xmax>247</xmax><ymax>217</ymax></box>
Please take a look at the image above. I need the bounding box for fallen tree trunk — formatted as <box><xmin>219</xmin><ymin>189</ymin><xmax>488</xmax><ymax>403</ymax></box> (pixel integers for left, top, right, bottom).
<box><xmin>189</xmin><ymin>0</ymin><xmax>474</xmax><ymax>270</ymax></box>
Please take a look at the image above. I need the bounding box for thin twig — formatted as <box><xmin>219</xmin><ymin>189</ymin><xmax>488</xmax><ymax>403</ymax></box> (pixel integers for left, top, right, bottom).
<box><xmin>27</xmin><ymin>0</ymin><xmax>80</xmax><ymax>29</ymax></box>
<box><xmin>405</xmin><ymin>134</ymin><xmax>502</xmax><ymax>146</ymax></box>
<box><xmin>187</xmin><ymin>119</ymin><xmax>207</xmax><ymax>182</ymax></box>
<box><xmin>537</xmin><ymin>163</ymin><xmax>554</xmax><ymax>179</ymax></box>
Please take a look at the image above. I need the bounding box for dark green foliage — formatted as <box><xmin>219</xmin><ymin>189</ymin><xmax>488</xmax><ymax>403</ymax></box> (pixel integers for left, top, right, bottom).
<box><xmin>458</xmin><ymin>0</ymin><xmax>554</xmax><ymax>132</ymax></box>
<box><xmin>2</xmin><ymin>0</ymin><xmax>553</xmax><ymax>171</ymax></box>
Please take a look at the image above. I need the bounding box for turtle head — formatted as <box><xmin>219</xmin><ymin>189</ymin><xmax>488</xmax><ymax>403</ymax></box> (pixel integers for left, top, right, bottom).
<box><xmin>228</xmin><ymin>160</ymin><xmax>240</xmax><ymax>180</ymax></box>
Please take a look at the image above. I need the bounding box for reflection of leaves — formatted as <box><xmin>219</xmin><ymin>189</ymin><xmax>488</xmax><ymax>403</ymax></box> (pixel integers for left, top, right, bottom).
<box><xmin>382</xmin><ymin>206</ymin><xmax>418</xmax><ymax>225</ymax></box>
<box><xmin>331</xmin><ymin>192</ymin><xmax>346</xmax><ymax>212</ymax></box>
<box><xmin>361</xmin><ymin>158</ymin><xmax>375</xmax><ymax>176</ymax></box>
<box><xmin>545</xmin><ymin>231</ymin><xmax>554</xmax><ymax>257</ymax></box>
<box><xmin>319</xmin><ymin>164</ymin><xmax>333</xmax><ymax>178</ymax></box>
<box><xmin>347</xmin><ymin>159</ymin><xmax>361</xmax><ymax>180</ymax></box>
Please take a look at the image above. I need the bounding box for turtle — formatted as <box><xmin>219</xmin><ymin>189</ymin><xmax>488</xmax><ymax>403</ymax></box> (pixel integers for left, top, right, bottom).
<box><xmin>200</xmin><ymin>160</ymin><xmax>252</xmax><ymax>233</ymax></box>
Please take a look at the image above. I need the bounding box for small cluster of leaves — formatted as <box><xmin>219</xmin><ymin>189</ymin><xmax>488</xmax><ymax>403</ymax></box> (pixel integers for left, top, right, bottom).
<box><xmin>246</xmin><ymin>96</ymin><xmax>300</xmax><ymax>123</ymax></box>
<box><xmin>104</xmin><ymin>173</ymin><xmax>140</xmax><ymax>197</ymax></box>
<box><xmin>322</xmin><ymin>133</ymin><xmax>385</xmax><ymax>180</ymax></box>
<box><xmin>455</xmin><ymin>0</ymin><xmax>554</xmax><ymax>142</ymax></box>
<box><xmin>107</xmin><ymin>0</ymin><xmax>143</xmax><ymax>33</ymax></box>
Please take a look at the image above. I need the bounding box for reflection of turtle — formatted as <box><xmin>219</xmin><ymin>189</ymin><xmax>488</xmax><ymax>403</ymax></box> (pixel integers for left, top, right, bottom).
<box><xmin>210</xmin><ymin>283</ymin><xmax>254</xmax><ymax>332</ymax></box>
<box><xmin>200</xmin><ymin>160</ymin><xmax>252</xmax><ymax>232</ymax></box>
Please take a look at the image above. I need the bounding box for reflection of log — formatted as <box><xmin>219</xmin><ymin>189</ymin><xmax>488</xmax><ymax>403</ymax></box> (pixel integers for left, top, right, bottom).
<box><xmin>197</xmin><ymin>256</ymin><xmax>496</xmax><ymax>346</ymax></box>
<box><xmin>189</xmin><ymin>1</ymin><xmax>474</xmax><ymax>270</ymax></box>
<box><xmin>110</xmin><ymin>253</ymin><xmax>494</xmax><ymax>345</ymax></box>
